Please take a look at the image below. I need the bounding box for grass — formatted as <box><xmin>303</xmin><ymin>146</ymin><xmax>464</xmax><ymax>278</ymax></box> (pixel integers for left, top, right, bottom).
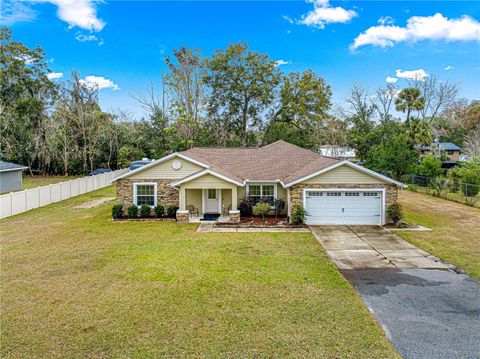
<box><xmin>397</xmin><ymin>190</ymin><xmax>480</xmax><ymax>280</ymax></box>
<box><xmin>0</xmin><ymin>186</ymin><xmax>398</xmax><ymax>358</ymax></box>
<box><xmin>22</xmin><ymin>175</ymin><xmax>80</xmax><ymax>189</ymax></box>
<box><xmin>407</xmin><ymin>184</ymin><xmax>480</xmax><ymax>208</ymax></box>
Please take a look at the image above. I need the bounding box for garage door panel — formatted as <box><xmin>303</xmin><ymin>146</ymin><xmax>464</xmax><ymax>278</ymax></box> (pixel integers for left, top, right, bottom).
<box><xmin>305</xmin><ymin>190</ymin><xmax>382</xmax><ymax>225</ymax></box>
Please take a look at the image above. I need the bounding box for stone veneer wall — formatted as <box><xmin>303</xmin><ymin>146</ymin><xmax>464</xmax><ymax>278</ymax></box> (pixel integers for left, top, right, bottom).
<box><xmin>116</xmin><ymin>179</ymin><xmax>179</xmax><ymax>208</ymax></box>
<box><xmin>289</xmin><ymin>183</ymin><xmax>398</xmax><ymax>217</ymax></box>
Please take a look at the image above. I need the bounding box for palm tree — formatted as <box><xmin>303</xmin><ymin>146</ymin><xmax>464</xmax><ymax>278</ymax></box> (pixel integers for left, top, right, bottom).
<box><xmin>395</xmin><ymin>87</ymin><xmax>425</xmax><ymax>122</ymax></box>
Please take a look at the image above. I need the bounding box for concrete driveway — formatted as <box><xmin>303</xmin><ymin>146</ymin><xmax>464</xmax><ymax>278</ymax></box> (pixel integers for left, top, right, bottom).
<box><xmin>309</xmin><ymin>225</ymin><xmax>451</xmax><ymax>270</ymax></box>
<box><xmin>309</xmin><ymin>225</ymin><xmax>480</xmax><ymax>359</ymax></box>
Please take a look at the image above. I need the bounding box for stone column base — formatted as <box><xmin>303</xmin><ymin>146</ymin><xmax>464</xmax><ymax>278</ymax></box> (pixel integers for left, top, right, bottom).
<box><xmin>229</xmin><ymin>210</ymin><xmax>240</xmax><ymax>223</ymax></box>
<box><xmin>176</xmin><ymin>210</ymin><xmax>190</xmax><ymax>223</ymax></box>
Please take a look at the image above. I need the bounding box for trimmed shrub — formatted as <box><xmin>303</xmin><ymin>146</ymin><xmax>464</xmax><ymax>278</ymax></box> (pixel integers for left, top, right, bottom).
<box><xmin>252</xmin><ymin>202</ymin><xmax>271</xmax><ymax>221</ymax></box>
<box><xmin>111</xmin><ymin>204</ymin><xmax>124</xmax><ymax>219</ymax></box>
<box><xmin>273</xmin><ymin>198</ymin><xmax>286</xmax><ymax>217</ymax></box>
<box><xmin>167</xmin><ymin>205</ymin><xmax>178</xmax><ymax>218</ymax></box>
<box><xmin>127</xmin><ymin>205</ymin><xmax>138</xmax><ymax>218</ymax></box>
<box><xmin>154</xmin><ymin>205</ymin><xmax>165</xmax><ymax>218</ymax></box>
<box><xmin>386</xmin><ymin>203</ymin><xmax>403</xmax><ymax>224</ymax></box>
<box><xmin>290</xmin><ymin>204</ymin><xmax>305</xmax><ymax>225</ymax></box>
<box><xmin>239</xmin><ymin>197</ymin><xmax>254</xmax><ymax>216</ymax></box>
<box><xmin>140</xmin><ymin>204</ymin><xmax>151</xmax><ymax>218</ymax></box>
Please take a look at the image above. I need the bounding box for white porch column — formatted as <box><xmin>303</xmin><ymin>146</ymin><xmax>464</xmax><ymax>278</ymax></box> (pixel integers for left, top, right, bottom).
<box><xmin>179</xmin><ymin>187</ymin><xmax>186</xmax><ymax>211</ymax></box>
<box><xmin>231</xmin><ymin>186</ymin><xmax>238</xmax><ymax>210</ymax></box>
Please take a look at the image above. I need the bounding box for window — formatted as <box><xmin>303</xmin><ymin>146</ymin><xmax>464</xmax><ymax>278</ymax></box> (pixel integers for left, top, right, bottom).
<box><xmin>345</xmin><ymin>192</ymin><xmax>360</xmax><ymax>197</ymax></box>
<box><xmin>247</xmin><ymin>184</ymin><xmax>276</xmax><ymax>205</ymax></box>
<box><xmin>363</xmin><ymin>192</ymin><xmax>379</xmax><ymax>197</ymax></box>
<box><xmin>134</xmin><ymin>183</ymin><xmax>157</xmax><ymax>207</ymax></box>
<box><xmin>207</xmin><ymin>189</ymin><xmax>217</xmax><ymax>199</ymax></box>
<box><xmin>326</xmin><ymin>192</ymin><xmax>342</xmax><ymax>197</ymax></box>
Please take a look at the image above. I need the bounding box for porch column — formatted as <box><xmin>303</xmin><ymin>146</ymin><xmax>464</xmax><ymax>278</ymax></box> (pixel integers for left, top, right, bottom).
<box><xmin>231</xmin><ymin>186</ymin><xmax>238</xmax><ymax>210</ymax></box>
<box><xmin>179</xmin><ymin>187</ymin><xmax>186</xmax><ymax>211</ymax></box>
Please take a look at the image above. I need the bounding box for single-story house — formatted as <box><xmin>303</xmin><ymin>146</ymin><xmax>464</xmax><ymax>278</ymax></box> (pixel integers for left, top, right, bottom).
<box><xmin>112</xmin><ymin>141</ymin><xmax>406</xmax><ymax>225</ymax></box>
<box><xmin>0</xmin><ymin>161</ymin><xmax>29</xmax><ymax>193</ymax></box>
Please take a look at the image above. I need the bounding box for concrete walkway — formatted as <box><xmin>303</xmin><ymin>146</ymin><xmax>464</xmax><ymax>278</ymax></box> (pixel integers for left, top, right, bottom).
<box><xmin>309</xmin><ymin>225</ymin><xmax>451</xmax><ymax>270</ymax></box>
<box><xmin>197</xmin><ymin>222</ymin><xmax>310</xmax><ymax>233</ymax></box>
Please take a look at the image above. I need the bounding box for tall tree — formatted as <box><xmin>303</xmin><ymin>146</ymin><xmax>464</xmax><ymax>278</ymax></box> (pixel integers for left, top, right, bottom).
<box><xmin>165</xmin><ymin>47</ymin><xmax>206</xmax><ymax>148</ymax></box>
<box><xmin>395</xmin><ymin>87</ymin><xmax>425</xmax><ymax>122</ymax></box>
<box><xmin>265</xmin><ymin>69</ymin><xmax>332</xmax><ymax>148</ymax></box>
<box><xmin>204</xmin><ymin>42</ymin><xmax>281</xmax><ymax>146</ymax></box>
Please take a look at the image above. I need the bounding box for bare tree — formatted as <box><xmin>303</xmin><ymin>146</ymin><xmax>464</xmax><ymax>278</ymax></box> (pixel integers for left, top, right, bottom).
<box><xmin>410</xmin><ymin>76</ymin><xmax>459</xmax><ymax>121</ymax></box>
<box><xmin>373</xmin><ymin>83</ymin><xmax>398</xmax><ymax>123</ymax></box>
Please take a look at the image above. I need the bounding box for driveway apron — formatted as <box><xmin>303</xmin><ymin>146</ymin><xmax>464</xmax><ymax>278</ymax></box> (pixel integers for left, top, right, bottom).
<box><xmin>309</xmin><ymin>225</ymin><xmax>480</xmax><ymax>359</ymax></box>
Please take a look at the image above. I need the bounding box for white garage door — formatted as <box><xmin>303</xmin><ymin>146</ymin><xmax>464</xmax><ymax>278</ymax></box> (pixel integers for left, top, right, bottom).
<box><xmin>304</xmin><ymin>190</ymin><xmax>382</xmax><ymax>225</ymax></box>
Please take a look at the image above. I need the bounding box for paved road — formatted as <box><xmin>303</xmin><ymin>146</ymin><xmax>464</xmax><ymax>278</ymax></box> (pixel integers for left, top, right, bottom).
<box><xmin>309</xmin><ymin>226</ymin><xmax>480</xmax><ymax>359</ymax></box>
<box><xmin>343</xmin><ymin>269</ymin><xmax>480</xmax><ymax>359</ymax></box>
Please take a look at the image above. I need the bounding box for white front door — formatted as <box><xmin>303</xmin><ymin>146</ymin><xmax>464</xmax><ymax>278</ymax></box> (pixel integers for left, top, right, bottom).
<box><xmin>204</xmin><ymin>189</ymin><xmax>220</xmax><ymax>213</ymax></box>
<box><xmin>304</xmin><ymin>190</ymin><xmax>383</xmax><ymax>225</ymax></box>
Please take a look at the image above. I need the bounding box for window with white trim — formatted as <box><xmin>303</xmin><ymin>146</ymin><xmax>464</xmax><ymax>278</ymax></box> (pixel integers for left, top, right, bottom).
<box><xmin>134</xmin><ymin>183</ymin><xmax>157</xmax><ymax>206</ymax></box>
<box><xmin>247</xmin><ymin>184</ymin><xmax>276</xmax><ymax>205</ymax></box>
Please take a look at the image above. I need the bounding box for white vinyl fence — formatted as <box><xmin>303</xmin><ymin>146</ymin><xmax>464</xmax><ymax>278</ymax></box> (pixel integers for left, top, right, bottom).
<box><xmin>0</xmin><ymin>168</ymin><xmax>128</xmax><ymax>219</ymax></box>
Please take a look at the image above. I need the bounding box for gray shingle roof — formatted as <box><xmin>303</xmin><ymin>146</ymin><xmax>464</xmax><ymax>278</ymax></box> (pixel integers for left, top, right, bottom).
<box><xmin>421</xmin><ymin>142</ymin><xmax>462</xmax><ymax>151</ymax></box>
<box><xmin>0</xmin><ymin>161</ymin><xmax>28</xmax><ymax>173</ymax></box>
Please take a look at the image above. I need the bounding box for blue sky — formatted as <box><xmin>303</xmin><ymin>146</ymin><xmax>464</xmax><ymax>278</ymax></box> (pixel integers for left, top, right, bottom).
<box><xmin>2</xmin><ymin>0</ymin><xmax>480</xmax><ymax>119</ymax></box>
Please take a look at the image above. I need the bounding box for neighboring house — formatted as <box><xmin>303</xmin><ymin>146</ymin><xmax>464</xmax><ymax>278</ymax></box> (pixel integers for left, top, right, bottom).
<box><xmin>420</xmin><ymin>142</ymin><xmax>462</xmax><ymax>169</ymax></box>
<box><xmin>130</xmin><ymin>159</ymin><xmax>153</xmax><ymax>171</ymax></box>
<box><xmin>89</xmin><ymin>168</ymin><xmax>112</xmax><ymax>176</ymax></box>
<box><xmin>319</xmin><ymin>146</ymin><xmax>357</xmax><ymax>161</ymax></box>
<box><xmin>112</xmin><ymin>141</ymin><xmax>405</xmax><ymax>225</ymax></box>
<box><xmin>0</xmin><ymin>161</ymin><xmax>29</xmax><ymax>193</ymax></box>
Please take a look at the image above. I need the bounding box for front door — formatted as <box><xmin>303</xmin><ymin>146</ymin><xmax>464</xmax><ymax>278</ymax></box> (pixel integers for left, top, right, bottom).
<box><xmin>205</xmin><ymin>189</ymin><xmax>219</xmax><ymax>213</ymax></box>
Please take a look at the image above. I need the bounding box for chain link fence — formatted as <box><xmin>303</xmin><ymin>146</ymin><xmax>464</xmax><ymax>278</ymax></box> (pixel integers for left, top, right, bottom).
<box><xmin>402</xmin><ymin>174</ymin><xmax>480</xmax><ymax>207</ymax></box>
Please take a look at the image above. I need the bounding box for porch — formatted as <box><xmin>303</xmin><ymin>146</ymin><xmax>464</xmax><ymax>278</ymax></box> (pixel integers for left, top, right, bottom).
<box><xmin>176</xmin><ymin>186</ymin><xmax>240</xmax><ymax>223</ymax></box>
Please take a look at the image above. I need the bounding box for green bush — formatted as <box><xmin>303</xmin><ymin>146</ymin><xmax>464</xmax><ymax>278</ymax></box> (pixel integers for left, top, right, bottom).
<box><xmin>167</xmin><ymin>205</ymin><xmax>178</xmax><ymax>218</ymax></box>
<box><xmin>140</xmin><ymin>204</ymin><xmax>151</xmax><ymax>218</ymax></box>
<box><xmin>252</xmin><ymin>202</ymin><xmax>271</xmax><ymax>221</ymax></box>
<box><xmin>448</xmin><ymin>158</ymin><xmax>480</xmax><ymax>196</ymax></box>
<box><xmin>111</xmin><ymin>204</ymin><xmax>124</xmax><ymax>219</ymax></box>
<box><xmin>386</xmin><ymin>203</ymin><xmax>403</xmax><ymax>224</ymax></box>
<box><xmin>290</xmin><ymin>204</ymin><xmax>305</xmax><ymax>225</ymax></box>
<box><xmin>154</xmin><ymin>205</ymin><xmax>165</xmax><ymax>218</ymax></box>
<box><xmin>416</xmin><ymin>155</ymin><xmax>442</xmax><ymax>184</ymax></box>
<box><xmin>273</xmin><ymin>198</ymin><xmax>286</xmax><ymax>217</ymax></box>
<box><xmin>127</xmin><ymin>205</ymin><xmax>138</xmax><ymax>218</ymax></box>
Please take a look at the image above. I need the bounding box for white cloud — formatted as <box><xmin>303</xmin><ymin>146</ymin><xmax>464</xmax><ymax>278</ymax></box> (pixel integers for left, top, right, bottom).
<box><xmin>45</xmin><ymin>0</ymin><xmax>105</xmax><ymax>31</ymax></box>
<box><xmin>0</xmin><ymin>0</ymin><xmax>105</xmax><ymax>32</ymax></box>
<box><xmin>351</xmin><ymin>13</ymin><xmax>480</xmax><ymax>49</ymax></box>
<box><xmin>378</xmin><ymin>16</ymin><xmax>395</xmax><ymax>26</ymax></box>
<box><xmin>75</xmin><ymin>32</ymin><xmax>104</xmax><ymax>45</ymax></box>
<box><xmin>297</xmin><ymin>0</ymin><xmax>357</xmax><ymax>29</ymax></box>
<box><xmin>80</xmin><ymin>76</ymin><xmax>120</xmax><ymax>91</ymax></box>
<box><xmin>396</xmin><ymin>69</ymin><xmax>429</xmax><ymax>81</ymax></box>
<box><xmin>444</xmin><ymin>65</ymin><xmax>454</xmax><ymax>71</ymax></box>
<box><xmin>275</xmin><ymin>60</ymin><xmax>291</xmax><ymax>66</ymax></box>
<box><xmin>386</xmin><ymin>76</ymin><xmax>398</xmax><ymax>83</ymax></box>
<box><xmin>0</xmin><ymin>1</ymin><xmax>36</xmax><ymax>25</ymax></box>
<box><xmin>47</xmin><ymin>72</ymin><xmax>63</xmax><ymax>80</ymax></box>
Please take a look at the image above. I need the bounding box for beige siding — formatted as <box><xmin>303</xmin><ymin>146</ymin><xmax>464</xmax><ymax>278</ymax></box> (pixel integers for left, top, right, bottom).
<box><xmin>186</xmin><ymin>189</ymin><xmax>202</xmax><ymax>214</ymax></box>
<box><xmin>129</xmin><ymin>158</ymin><xmax>203</xmax><ymax>180</ymax></box>
<box><xmin>303</xmin><ymin>164</ymin><xmax>388</xmax><ymax>184</ymax></box>
<box><xmin>181</xmin><ymin>174</ymin><xmax>236</xmax><ymax>189</ymax></box>
<box><xmin>277</xmin><ymin>185</ymin><xmax>287</xmax><ymax>201</ymax></box>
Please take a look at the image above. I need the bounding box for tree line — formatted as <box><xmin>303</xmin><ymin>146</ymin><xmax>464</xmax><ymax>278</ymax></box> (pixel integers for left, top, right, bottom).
<box><xmin>1</xmin><ymin>26</ymin><xmax>479</xmax><ymax>178</ymax></box>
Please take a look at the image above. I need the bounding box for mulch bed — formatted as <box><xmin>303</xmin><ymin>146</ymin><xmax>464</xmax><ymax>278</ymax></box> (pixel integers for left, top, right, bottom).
<box><xmin>112</xmin><ymin>217</ymin><xmax>177</xmax><ymax>222</ymax></box>
<box><xmin>215</xmin><ymin>216</ymin><xmax>306</xmax><ymax>228</ymax></box>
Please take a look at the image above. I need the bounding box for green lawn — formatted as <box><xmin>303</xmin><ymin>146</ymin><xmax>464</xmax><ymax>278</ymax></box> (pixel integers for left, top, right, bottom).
<box><xmin>0</xmin><ymin>186</ymin><xmax>398</xmax><ymax>358</ymax></box>
<box><xmin>397</xmin><ymin>190</ymin><xmax>480</xmax><ymax>280</ymax></box>
<box><xmin>22</xmin><ymin>175</ymin><xmax>80</xmax><ymax>189</ymax></box>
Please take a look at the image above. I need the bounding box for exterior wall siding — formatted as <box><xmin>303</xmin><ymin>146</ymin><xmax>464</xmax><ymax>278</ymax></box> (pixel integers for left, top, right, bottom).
<box><xmin>129</xmin><ymin>158</ymin><xmax>203</xmax><ymax>180</ymax></box>
<box><xmin>116</xmin><ymin>179</ymin><xmax>179</xmax><ymax>208</ymax></box>
<box><xmin>186</xmin><ymin>189</ymin><xmax>202</xmax><ymax>215</ymax></box>
<box><xmin>0</xmin><ymin>171</ymin><xmax>23</xmax><ymax>193</ymax></box>
<box><xmin>182</xmin><ymin>174</ymin><xmax>236</xmax><ymax>189</ymax></box>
